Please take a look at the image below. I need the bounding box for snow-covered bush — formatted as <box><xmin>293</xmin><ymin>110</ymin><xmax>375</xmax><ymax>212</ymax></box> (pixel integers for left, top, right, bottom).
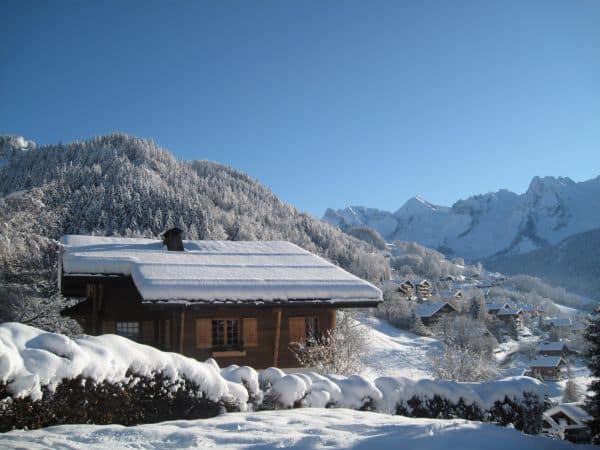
<box><xmin>289</xmin><ymin>311</ymin><xmax>368</xmax><ymax>376</ymax></box>
<box><xmin>431</xmin><ymin>315</ymin><xmax>497</xmax><ymax>381</ymax></box>
<box><xmin>0</xmin><ymin>323</ymin><xmax>545</xmax><ymax>434</ymax></box>
<box><xmin>375</xmin><ymin>376</ymin><xmax>544</xmax><ymax>434</ymax></box>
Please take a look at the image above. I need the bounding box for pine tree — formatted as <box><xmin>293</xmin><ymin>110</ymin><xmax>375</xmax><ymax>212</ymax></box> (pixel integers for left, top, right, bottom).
<box><xmin>584</xmin><ymin>308</ymin><xmax>600</xmax><ymax>443</ymax></box>
<box><xmin>562</xmin><ymin>363</ymin><xmax>582</xmax><ymax>403</ymax></box>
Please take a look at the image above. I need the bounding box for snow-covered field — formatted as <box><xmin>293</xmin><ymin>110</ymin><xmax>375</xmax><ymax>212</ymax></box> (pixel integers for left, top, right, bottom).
<box><xmin>0</xmin><ymin>408</ymin><xmax>591</xmax><ymax>450</ymax></box>
<box><xmin>355</xmin><ymin>315</ymin><xmax>440</xmax><ymax>379</ymax></box>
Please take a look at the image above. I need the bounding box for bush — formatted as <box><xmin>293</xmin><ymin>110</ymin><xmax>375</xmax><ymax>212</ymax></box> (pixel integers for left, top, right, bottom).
<box><xmin>0</xmin><ymin>372</ymin><xmax>234</xmax><ymax>432</ymax></box>
<box><xmin>395</xmin><ymin>392</ymin><xmax>543</xmax><ymax>434</ymax></box>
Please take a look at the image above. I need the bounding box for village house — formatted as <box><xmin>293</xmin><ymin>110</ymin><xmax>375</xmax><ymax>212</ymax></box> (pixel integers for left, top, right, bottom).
<box><xmin>542</xmin><ymin>403</ymin><xmax>592</xmax><ymax>443</ymax></box>
<box><xmin>496</xmin><ymin>307</ymin><xmax>523</xmax><ymax>327</ymax></box>
<box><xmin>484</xmin><ymin>302</ymin><xmax>510</xmax><ymax>315</ymax></box>
<box><xmin>59</xmin><ymin>230</ymin><xmax>382</xmax><ymax>369</ymax></box>
<box><xmin>415</xmin><ymin>279</ymin><xmax>432</xmax><ymax>299</ymax></box>
<box><xmin>570</xmin><ymin>321</ymin><xmax>587</xmax><ymax>334</ymax></box>
<box><xmin>414</xmin><ymin>301</ymin><xmax>456</xmax><ymax>326</ymax></box>
<box><xmin>397</xmin><ymin>280</ymin><xmax>416</xmax><ymax>298</ymax></box>
<box><xmin>439</xmin><ymin>289</ymin><xmax>463</xmax><ymax>301</ymax></box>
<box><xmin>543</xmin><ymin>317</ymin><xmax>572</xmax><ymax>331</ymax></box>
<box><xmin>528</xmin><ymin>356</ymin><xmax>566</xmax><ymax>381</ymax></box>
<box><xmin>537</xmin><ymin>341</ymin><xmax>573</xmax><ymax>357</ymax></box>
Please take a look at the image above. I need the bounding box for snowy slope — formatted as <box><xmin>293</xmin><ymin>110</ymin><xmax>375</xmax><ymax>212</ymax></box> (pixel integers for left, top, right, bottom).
<box><xmin>324</xmin><ymin>175</ymin><xmax>600</xmax><ymax>260</ymax></box>
<box><xmin>0</xmin><ymin>408</ymin><xmax>589</xmax><ymax>450</ymax></box>
<box><xmin>357</xmin><ymin>315</ymin><xmax>441</xmax><ymax>379</ymax></box>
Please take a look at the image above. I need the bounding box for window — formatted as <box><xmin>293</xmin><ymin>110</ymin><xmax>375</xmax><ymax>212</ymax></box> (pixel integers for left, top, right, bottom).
<box><xmin>289</xmin><ymin>316</ymin><xmax>319</xmax><ymax>343</ymax></box>
<box><xmin>116</xmin><ymin>321</ymin><xmax>139</xmax><ymax>339</ymax></box>
<box><xmin>210</xmin><ymin>318</ymin><xmax>240</xmax><ymax>350</ymax></box>
<box><xmin>306</xmin><ymin>317</ymin><xmax>318</xmax><ymax>340</ymax></box>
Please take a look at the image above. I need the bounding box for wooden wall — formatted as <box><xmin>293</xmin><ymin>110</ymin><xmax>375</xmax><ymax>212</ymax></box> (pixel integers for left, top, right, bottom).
<box><xmin>68</xmin><ymin>277</ymin><xmax>338</xmax><ymax>369</ymax></box>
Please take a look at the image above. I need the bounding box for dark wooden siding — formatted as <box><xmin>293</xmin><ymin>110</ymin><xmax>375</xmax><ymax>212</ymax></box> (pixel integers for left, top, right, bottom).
<box><xmin>65</xmin><ymin>277</ymin><xmax>338</xmax><ymax>369</ymax></box>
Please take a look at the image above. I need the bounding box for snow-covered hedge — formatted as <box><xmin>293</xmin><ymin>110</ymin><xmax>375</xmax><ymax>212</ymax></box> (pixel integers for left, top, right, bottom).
<box><xmin>0</xmin><ymin>323</ymin><xmax>545</xmax><ymax>433</ymax></box>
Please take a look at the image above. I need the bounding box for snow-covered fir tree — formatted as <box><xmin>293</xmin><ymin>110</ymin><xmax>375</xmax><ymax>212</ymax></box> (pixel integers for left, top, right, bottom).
<box><xmin>584</xmin><ymin>308</ymin><xmax>600</xmax><ymax>443</ymax></box>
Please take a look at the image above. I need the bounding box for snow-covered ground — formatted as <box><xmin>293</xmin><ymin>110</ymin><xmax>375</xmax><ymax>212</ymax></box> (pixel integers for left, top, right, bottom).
<box><xmin>357</xmin><ymin>314</ymin><xmax>592</xmax><ymax>405</ymax></box>
<box><xmin>356</xmin><ymin>315</ymin><xmax>441</xmax><ymax>379</ymax></box>
<box><xmin>0</xmin><ymin>408</ymin><xmax>591</xmax><ymax>450</ymax></box>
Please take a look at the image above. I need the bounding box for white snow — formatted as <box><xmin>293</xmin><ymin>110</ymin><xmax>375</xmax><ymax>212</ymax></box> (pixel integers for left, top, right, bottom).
<box><xmin>0</xmin><ymin>408</ymin><xmax>589</xmax><ymax>450</ymax></box>
<box><xmin>373</xmin><ymin>375</ymin><xmax>544</xmax><ymax>414</ymax></box>
<box><xmin>545</xmin><ymin>403</ymin><xmax>592</xmax><ymax>425</ymax></box>
<box><xmin>537</xmin><ymin>341</ymin><xmax>568</xmax><ymax>353</ymax></box>
<box><xmin>60</xmin><ymin>235</ymin><xmax>382</xmax><ymax>303</ymax></box>
<box><xmin>0</xmin><ymin>322</ymin><xmax>237</xmax><ymax>405</ymax></box>
<box><xmin>356</xmin><ymin>315</ymin><xmax>441</xmax><ymax>379</ymax></box>
<box><xmin>530</xmin><ymin>356</ymin><xmax>564</xmax><ymax>368</ymax></box>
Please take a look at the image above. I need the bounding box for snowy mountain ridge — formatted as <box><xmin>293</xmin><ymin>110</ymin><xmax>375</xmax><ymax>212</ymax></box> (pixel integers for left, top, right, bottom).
<box><xmin>324</xmin><ymin>175</ymin><xmax>600</xmax><ymax>260</ymax></box>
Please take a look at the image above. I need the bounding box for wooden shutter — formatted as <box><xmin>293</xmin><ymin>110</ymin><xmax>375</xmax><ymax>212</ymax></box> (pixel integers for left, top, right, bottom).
<box><xmin>288</xmin><ymin>317</ymin><xmax>306</xmax><ymax>343</ymax></box>
<box><xmin>243</xmin><ymin>318</ymin><xmax>258</xmax><ymax>347</ymax></box>
<box><xmin>101</xmin><ymin>320</ymin><xmax>115</xmax><ymax>334</ymax></box>
<box><xmin>142</xmin><ymin>321</ymin><xmax>155</xmax><ymax>342</ymax></box>
<box><xmin>196</xmin><ymin>319</ymin><xmax>212</xmax><ymax>349</ymax></box>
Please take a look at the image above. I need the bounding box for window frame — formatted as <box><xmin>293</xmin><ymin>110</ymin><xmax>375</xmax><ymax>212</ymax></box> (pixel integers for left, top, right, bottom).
<box><xmin>210</xmin><ymin>317</ymin><xmax>242</xmax><ymax>351</ymax></box>
<box><xmin>115</xmin><ymin>321</ymin><xmax>140</xmax><ymax>340</ymax></box>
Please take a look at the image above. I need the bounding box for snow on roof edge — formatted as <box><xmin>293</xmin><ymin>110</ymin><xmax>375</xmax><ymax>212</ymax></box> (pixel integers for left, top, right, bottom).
<box><xmin>60</xmin><ymin>235</ymin><xmax>383</xmax><ymax>303</ymax></box>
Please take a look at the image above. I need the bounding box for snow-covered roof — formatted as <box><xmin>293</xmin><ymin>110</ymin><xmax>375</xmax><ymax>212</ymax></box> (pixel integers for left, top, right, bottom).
<box><xmin>496</xmin><ymin>308</ymin><xmax>522</xmax><ymax>316</ymax></box>
<box><xmin>544</xmin><ymin>403</ymin><xmax>592</xmax><ymax>426</ymax></box>
<box><xmin>415</xmin><ymin>302</ymin><xmax>454</xmax><ymax>318</ymax></box>
<box><xmin>530</xmin><ymin>356</ymin><xmax>565</xmax><ymax>368</ymax></box>
<box><xmin>485</xmin><ymin>302</ymin><xmax>510</xmax><ymax>311</ymax></box>
<box><xmin>544</xmin><ymin>318</ymin><xmax>572</xmax><ymax>327</ymax></box>
<box><xmin>60</xmin><ymin>235</ymin><xmax>383</xmax><ymax>304</ymax></box>
<box><xmin>537</xmin><ymin>341</ymin><xmax>568</xmax><ymax>352</ymax></box>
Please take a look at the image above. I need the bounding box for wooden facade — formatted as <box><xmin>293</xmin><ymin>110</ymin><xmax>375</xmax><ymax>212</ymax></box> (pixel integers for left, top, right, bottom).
<box><xmin>62</xmin><ymin>276</ymin><xmax>338</xmax><ymax>368</ymax></box>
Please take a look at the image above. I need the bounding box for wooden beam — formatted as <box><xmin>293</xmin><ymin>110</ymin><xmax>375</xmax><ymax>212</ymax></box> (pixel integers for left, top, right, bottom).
<box><xmin>89</xmin><ymin>283</ymin><xmax>103</xmax><ymax>335</ymax></box>
<box><xmin>273</xmin><ymin>307</ymin><xmax>282</xmax><ymax>367</ymax></box>
<box><xmin>179</xmin><ymin>307</ymin><xmax>186</xmax><ymax>354</ymax></box>
<box><xmin>329</xmin><ymin>309</ymin><xmax>337</xmax><ymax>331</ymax></box>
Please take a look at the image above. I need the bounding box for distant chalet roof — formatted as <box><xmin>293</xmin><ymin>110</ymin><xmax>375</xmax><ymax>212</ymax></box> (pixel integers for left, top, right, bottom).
<box><xmin>415</xmin><ymin>302</ymin><xmax>455</xmax><ymax>318</ymax></box>
<box><xmin>496</xmin><ymin>308</ymin><xmax>522</xmax><ymax>316</ymax></box>
<box><xmin>544</xmin><ymin>318</ymin><xmax>572</xmax><ymax>327</ymax></box>
<box><xmin>60</xmin><ymin>235</ymin><xmax>383</xmax><ymax>305</ymax></box>
<box><xmin>537</xmin><ymin>341</ymin><xmax>568</xmax><ymax>352</ymax></box>
<box><xmin>530</xmin><ymin>356</ymin><xmax>565</xmax><ymax>368</ymax></box>
<box><xmin>544</xmin><ymin>403</ymin><xmax>592</xmax><ymax>426</ymax></box>
<box><xmin>485</xmin><ymin>302</ymin><xmax>510</xmax><ymax>311</ymax></box>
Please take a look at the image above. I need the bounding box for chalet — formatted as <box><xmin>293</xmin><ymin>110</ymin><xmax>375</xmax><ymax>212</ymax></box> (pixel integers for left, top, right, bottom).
<box><xmin>416</xmin><ymin>279</ymin><xmax>432</xmax><ymax>299</ymax></box>
<box><xmin>485</xmin><ymin>302</ymin><xmax>510</xmax><ymax>315</ymax></box>
<box><xmin>439</xmin><ymin>289</ymin><xmax>463</xmax><ymax>301</ymax></box>
<box><xmin>397</xmin><ymin>280</ymin><xmax>416</xmax><ymax>298</ymax></box>
<box><xmin>59</xmin><ymin>230</ymin><xmax>382</xmax><ymax>369</ymax></box>
<box><xmin>529</xmin><ymin>356</ymin><xmax>566</xmax><ymax>381</ymax></box>
<box><xmin>496</xmin><ymin>308</ymin><xmax>523</xmax><ymax>326</ymax></box>
<box><xmin>543</xmin><ymin>318</ymin><xmax>572</xmax><ymax>331</ymax></box>
<box><xmin>537</xmin><ymin>341</ymin><xmax>573</xmax><ymax>357</ymax></box>
<box><xmin>415</xmin><ymin>301</ymin><xmax>456</xmax><ymax>326</ymax></box>
<box><xmin>570</xmin><ymin>321</ymin><xmax>587</xmax><ymax>334</ymax></box>
<box><xmin>542</xmin><ymin>403</ymin><xmax>592</xmax><ymax>443</ymax></box>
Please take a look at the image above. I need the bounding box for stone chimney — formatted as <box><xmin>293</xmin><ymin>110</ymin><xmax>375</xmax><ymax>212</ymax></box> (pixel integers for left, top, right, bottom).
<box><xmin>162</xmin><ymin>227</ymin><xmax>184</xmax><ymax>251</ymax></box>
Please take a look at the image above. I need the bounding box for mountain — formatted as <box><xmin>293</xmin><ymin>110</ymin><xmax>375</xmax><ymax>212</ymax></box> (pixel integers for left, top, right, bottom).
<box><xmin>484</xmin><ymin>228</ymin><xmax>600</xmax><ymax>300</ymax></box>
<box><xmin>324</xmin><ymin>175</ymin><xmax>600</xmax><ymax>260</ymax></box>
<box><xmin>0</xmin><ymin>134</ymin><xmax>389</xmax><ymax>331</ymax></box>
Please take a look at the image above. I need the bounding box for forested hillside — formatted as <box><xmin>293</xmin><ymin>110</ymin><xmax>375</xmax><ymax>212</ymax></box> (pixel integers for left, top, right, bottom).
<box><xmin>0</xmin><ymin>134</ymin><xmax>389</xmax><ymax>332</ymax></box>
<box><xmin>485</xmin><ymin>228</ymin><xmax>600</xmax><ymax>300</ymax></box>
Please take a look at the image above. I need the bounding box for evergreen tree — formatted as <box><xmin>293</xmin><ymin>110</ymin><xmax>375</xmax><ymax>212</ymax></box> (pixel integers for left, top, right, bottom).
<box><xmin>584</xmin><ymin>308</ymin><xmax>600</xmax><ymax>443</ymax></box>
<box><xmin>562</xmin><ymin>363</ymin><xmax>582</xmax><ymax>403</ymax></box>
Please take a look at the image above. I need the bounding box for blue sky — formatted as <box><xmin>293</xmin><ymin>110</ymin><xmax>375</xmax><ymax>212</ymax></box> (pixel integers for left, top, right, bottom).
<box><xmin>2</xmin><ymin>1</ymin><xmax>599</xmax><ymax>216</ymax></box>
